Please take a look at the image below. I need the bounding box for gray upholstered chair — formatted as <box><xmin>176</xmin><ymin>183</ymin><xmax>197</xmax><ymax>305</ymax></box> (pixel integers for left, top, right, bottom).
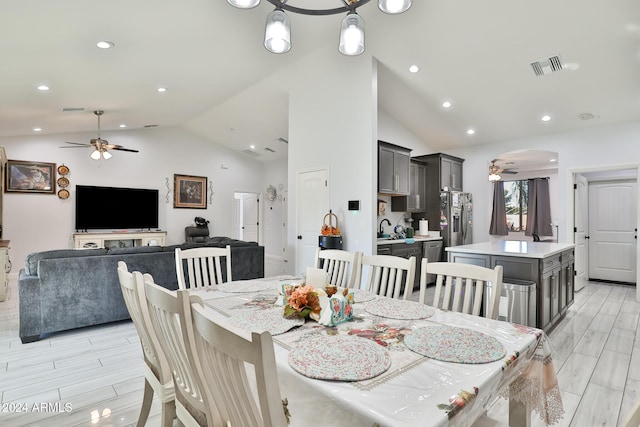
<box><xmin>185</xmin><ymin>225</ymin><xmax>210</xmax><ymax>243</ymax></box>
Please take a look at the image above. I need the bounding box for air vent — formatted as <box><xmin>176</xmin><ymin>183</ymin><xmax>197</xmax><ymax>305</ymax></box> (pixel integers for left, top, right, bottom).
<box><xmin>144</xmin><ymin>124</ymin><xmax>159</xmax><ymax>128</ymax></box>
<box><xmin>62</xmin><ymin>107</ymin><xmax>86</xmax><ymax>113</ymax></box>
<box><xmin>264</xmin><ymin>147</ymin><xmax>275</xmax><ymax>153</ymax></box>
<box><xmin>277</xmin><ymin>137</ymin><xmax>288</xmax><ymax>144</ymax></box>
<box><xmin>530</xmin><ymin>54</ymin><xmax>563</xmax><ymax>76</ymax></box>
<box><xmin>241</xmin><ymin>149</ymin><xmax>261</xmax><ymax>158</ymax></box>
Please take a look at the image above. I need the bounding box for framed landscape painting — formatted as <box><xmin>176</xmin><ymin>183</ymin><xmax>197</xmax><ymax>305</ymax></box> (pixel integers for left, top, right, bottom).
<box><xmin>5</xmin><ymin>160</ymin><xmax>56</xmax><ymax>194</ymax></box>
<box><xmin>174</xmin><ymin>174</ymin><xmax>207</xmax><ymax>209</ymax></box>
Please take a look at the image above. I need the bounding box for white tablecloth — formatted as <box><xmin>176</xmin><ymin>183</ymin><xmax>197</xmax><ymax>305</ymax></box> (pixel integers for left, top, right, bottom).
<box><xmin>193</xmin><ymin>277</ymin><xmax>563</xmax><ymax>427</ymax></box>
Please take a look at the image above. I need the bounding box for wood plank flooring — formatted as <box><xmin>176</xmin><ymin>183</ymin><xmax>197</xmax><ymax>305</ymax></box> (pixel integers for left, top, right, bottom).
<box><xmin>1</xmin><ymin>278</ymin><xmax>638</xmax><ymax>426</ymax></box>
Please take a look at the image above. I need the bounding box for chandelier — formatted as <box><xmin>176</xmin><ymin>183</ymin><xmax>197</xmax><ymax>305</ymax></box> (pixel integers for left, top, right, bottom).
<box><xmin>227</xmin><ymin>0</ymin><xmax>412</xmax><ymax>56</ymax></box>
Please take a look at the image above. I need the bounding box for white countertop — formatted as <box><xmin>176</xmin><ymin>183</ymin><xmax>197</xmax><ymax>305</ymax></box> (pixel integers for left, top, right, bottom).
<box><xmin>445</xmin><ymin>240</ymin><xmax>575</xmax><ymax>259</ymax></box>
<box><xmin>376</xmin><ymin>236</ymin><xmax>443</xmax><ymax>245</ymax></box>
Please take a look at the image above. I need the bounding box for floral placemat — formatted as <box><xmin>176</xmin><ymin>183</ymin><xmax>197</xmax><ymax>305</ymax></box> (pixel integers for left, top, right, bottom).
<box><xmin>351</xmin><ymin>289</ymin><xmax>378</xmax><ymax>303</ymax></box>
<box><xmin>227</xmin><ymin>307</ymin><xmax>304</xmax><ymax>336</ymax></box>
<box><xmin>288</xmin><ymin>334</ymin><xmax>391</xmax><ymax>381</ymax></box>
<box><xmin>405</xmin><ymin>325</ymin><xmax>506</xmax><ymax>364</ymax></box>
<box><xmin>364</xmin><ymin>298</ymin><xmax>435</xmax><ymax>320</ymax></box>
<box><xmin>217</xmin><ymin>280</ymin><xmax>275</xmax><ymax>293</ymax></box>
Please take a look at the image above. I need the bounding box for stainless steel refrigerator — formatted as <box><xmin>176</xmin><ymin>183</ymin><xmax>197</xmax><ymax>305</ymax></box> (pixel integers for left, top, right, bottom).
<box><xmin>439</xmin><ymin>191</ymin><xmax>473</xmax><ymax>248</ymax></box>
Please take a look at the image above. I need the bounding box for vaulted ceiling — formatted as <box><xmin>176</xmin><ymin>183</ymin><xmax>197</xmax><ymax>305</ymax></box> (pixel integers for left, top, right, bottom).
<box><xmin>2</xmin><ymin>1</ymin><xmax>639</xmax><ymax>163</ymax></box>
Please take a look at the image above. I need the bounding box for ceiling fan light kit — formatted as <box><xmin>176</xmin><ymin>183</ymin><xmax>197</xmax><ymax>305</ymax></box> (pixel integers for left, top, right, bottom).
<box><xmin>228</xmin><ymin>0</ymin><xmax>411</xmax><ymax>56</ymax></box>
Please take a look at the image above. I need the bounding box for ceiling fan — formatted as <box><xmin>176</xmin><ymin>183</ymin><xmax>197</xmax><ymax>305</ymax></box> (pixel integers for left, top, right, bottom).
<box><xmin>60</xmin><ymin>110</ymin><xmax>139</xmax><ymax>160</ymax></box>
<box><xmin>488</xmin><ymin>159</ymin><xmax>518</xmax><ymax>181</ymax></box>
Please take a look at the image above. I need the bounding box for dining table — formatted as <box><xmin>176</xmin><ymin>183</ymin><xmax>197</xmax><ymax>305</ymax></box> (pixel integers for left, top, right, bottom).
<box><xmin>191</xmin><ymin>276</ymin><xmax>564</xmax><ymax>427</ymax></box>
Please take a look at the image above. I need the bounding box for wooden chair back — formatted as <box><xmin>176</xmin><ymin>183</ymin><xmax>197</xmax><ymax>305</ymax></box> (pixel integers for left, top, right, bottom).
<box><xmin>314</xmin><ymin>248</ymin><xmax>363</xmax><ymax>288</ymax></box>
<box><xmin>175</xmin><ymin>245</ymin><xmax>232</xmax><ymax>290</ymax></box>
<box><xmin>144</xmin><ymin>278</ymin><xmax>222</xmax><ymax>426</ymax></box>
<box><xmin>190</xmin><ymin>302</ymin><xmax>288</xmax><ymax>427</ymax></box>
<box><xmin>117</xmin><ymin>261</ymin><xmax>175</xmax><ymax>427</ymax></box>
<box><xmin>419</xmin><ymin>259</ymin><xmax>504</xmax><ymax>319</ymax></box>
<box><xmin>360</xmin><ymin>254</ymin><xmax>416</xmax><ymax>300</ymax></box>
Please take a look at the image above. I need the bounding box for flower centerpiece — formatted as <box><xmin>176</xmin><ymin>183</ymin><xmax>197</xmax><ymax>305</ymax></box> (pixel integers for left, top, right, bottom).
<box><xmin>281</xmin><ymin>283</ymin><xmax>354</xmax><ymax>326</ymax></box>
<box><xmin>283</xmin><ymin>285</ymin><xmax>324</xmax><ymax>321</ymax></box>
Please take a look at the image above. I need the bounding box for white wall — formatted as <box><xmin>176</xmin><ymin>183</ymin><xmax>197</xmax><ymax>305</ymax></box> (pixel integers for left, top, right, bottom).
<box><xmin>262</xmin><ymin>158</ymin><xmax>288</xmax><ymax>258</ymax></box>
<box><xmin>0</xmin><ymin>126</ymin><xmax>266</xmax><ymax>275</ymax></box>
<box><xmin>287</xmin><ymin>49</ymin><xmax>377</xmax><ymax>271</ymax></box>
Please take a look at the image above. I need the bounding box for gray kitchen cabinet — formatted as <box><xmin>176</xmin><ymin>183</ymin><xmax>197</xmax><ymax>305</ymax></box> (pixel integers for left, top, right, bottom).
<box><xmin>378</xmin><ymin>141</ymin><xmax>411</xmax><ymax>195</ymax></box>
<box><xmin>446</xmin><ymin>247</ymin><xmax>575</xmax><ymax>333</ymax></box>
<box><xmin>377</xmin><ymin>244</ymin><xmax>392</xmax><ymax>256</ymax></box>
<box><xmin>391</xmin><ymin>242</ymin><xmax>422</xmax><ymax>291</ymax></box>
<box><xmin>391</xmin><ymin>160</ymin><xmax>427</xmax><ymax>212</ymax></box>
<box><xmin>413</xmin><ymin>153</ymin><xmax>465</xmax><ymax>195</ymax></box>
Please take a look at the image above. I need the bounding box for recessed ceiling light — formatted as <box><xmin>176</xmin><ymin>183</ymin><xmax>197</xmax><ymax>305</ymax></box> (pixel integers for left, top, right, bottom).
<box><xmin>157</xmin><ymin>87</ymin><xmax>167</xmax><ymax>93</ymax></box>
<box><xmin>96</xmin><ymin>41</ymin><xmax>115</xmax><ymax>49</ymax></box>
<box><xmin>579</xmin><ymin>112</ymin><xmax>595</xmax><ymax>120</ymax></box>
<box><xmin>442</xmin><ymin>101</ymin><xmax>452</xmax><ymax>109</ymax></box>
<box><xmin>33</xmin><ymin>127</ymin><xmax>42</xmax><ymax>132</ymax></box>
<box><xmin>36</xmin><ymin>85</ymin><xmax>50</xmax><ymax>91</ymax></box>
<box><xmin>119</xmin><ymin>124</ymin><xmax>127</xmax><ymax>128</ymax></box>
<box><xmin>541</xmin><ymin>115</ymin><xmax>552</xmax><ymax>122</ymax></box>
<box><xmin>408</xmin><ymin>65</ymin><xmax>419</xmax><ymax>73</ymax></box>
<box><xmin>550</xmin><ymin>158</ymin><xmax>557</xmax><ymax>162</ymax></box>
<box><xmin>466</xmin><ymin>128</ymin><xmax>475</xmax><ymax>135</ymax></box>
<box><xmin>250</xmin><ymin>144</ymin><xmax>256</xmax><ymax>149</ymax></box>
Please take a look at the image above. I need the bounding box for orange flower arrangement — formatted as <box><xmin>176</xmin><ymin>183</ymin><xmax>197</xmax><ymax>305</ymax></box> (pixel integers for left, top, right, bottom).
<box><xmin>283</xmin><ymin>285</ymin><xmax>322</xmax><ymax>320</ymax></box>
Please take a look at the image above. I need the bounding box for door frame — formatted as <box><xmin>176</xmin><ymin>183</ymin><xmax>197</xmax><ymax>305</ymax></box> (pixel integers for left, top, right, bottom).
<box><xmin>295</xmin><ymin>165</ymin><xmax>330</xmax><ymax>275</ymax></box>
<box><xmin>233</xmin><ymin>190</ymin><xmax>262</xmax><ymax>244</ymax></box>
<box><xmin>567</xmin><ymin>164</ymin><xmax>640</xmax><ymax>301</ymax></box>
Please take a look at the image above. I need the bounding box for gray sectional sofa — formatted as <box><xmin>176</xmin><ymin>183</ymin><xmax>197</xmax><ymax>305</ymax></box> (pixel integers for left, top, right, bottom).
<box><xmin>18</xmin><ymin>238</ymin><xmax>264</xmax><ymax>343</ymax></box>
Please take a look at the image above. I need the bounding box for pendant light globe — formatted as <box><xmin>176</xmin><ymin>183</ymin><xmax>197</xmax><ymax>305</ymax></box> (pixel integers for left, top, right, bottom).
<box><xmin>227</xmin><ymin>0</ymin><xmax>260</xmax><ymax>9</ymax></box>
<box><xmin>339</xmin><ymin>12</ymin><xmax>365</xmax><ymax>56</ymax></box>
<box><xmin>378</xmin><ymin>0</ymin><xmax>412</xmax><ymax>14</ymax></box>
<box><xmin>264</xmin><ymin>9</ymin><xmax>291</xmax><ymax>53</ymax></box>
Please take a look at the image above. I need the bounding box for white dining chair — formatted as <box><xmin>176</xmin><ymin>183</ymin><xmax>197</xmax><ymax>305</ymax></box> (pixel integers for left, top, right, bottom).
<box><xmin>360</xmin><ymin>254</ymin><xmax>416</xmax><ymax>300</ymax></box>
<box><xmin>117</xmin><ymin>261</ymin><xmax>175</xmax><ymax>427</ymax></box>
<box><xmin>314</xmin><ymin>248</ymin><xmax>363</xmax><ymax>288</ymax></box>
<box><xmin>419</xmin><ymin>259</ymin><xmax>504</xmax><ymax>320</ymax></box>
<box><xmin>144</xmin><ymin>278</ymin><xmax>223</xmax><ymax>426</ymax></box>
<box><xmin>175</xmin><ymin>245</ymin><xmax>232</xmax><ymax>290</ymax></box>
<box><xmin>189</xmin><ymin>300</ymin><xmax>289</xmax><ymax>427</ymax></box>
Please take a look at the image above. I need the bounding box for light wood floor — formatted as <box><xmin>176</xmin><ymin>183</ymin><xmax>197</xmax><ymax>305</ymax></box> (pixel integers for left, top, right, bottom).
<box><xmin>1</xmin><ymin>278</ymin><xmax>638</xmax><ymax>426</ymax></box>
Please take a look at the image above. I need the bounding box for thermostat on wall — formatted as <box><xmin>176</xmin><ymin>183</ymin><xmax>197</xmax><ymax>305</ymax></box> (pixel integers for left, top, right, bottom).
<box><xmin>348</xmin><ymin>200</ymin><xmax>360</xmax><ymax>211</ymax></box>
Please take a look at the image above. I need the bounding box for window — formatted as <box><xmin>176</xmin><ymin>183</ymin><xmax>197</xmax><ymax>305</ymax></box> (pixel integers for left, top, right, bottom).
<box><xmin>504</xmin><ymin>180</ymin><xmax>528</xmax><ymax>231</ymax></box>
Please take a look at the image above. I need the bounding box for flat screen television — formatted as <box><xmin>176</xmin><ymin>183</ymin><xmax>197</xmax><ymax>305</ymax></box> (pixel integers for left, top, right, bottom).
<box><xmin>75</xmin><ymin>185</ymin><xmax>159</xmax><ymax>231</ymax></box>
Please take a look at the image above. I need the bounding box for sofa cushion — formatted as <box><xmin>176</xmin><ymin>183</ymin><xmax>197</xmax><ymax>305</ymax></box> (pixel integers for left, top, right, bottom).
<box><xmin>208</xmin><ymin>237</ymin><xmax>258</xmax><ymax>247</ymax></box>
<box><xmin>108</xmin><ymin>246</ymin><xmax>164</xmax><ymax>255</ymax></box>
<box><xmin>25</xmin><ymin>248</ymin><xmax>108</xmax><ymax>275</ymax></box>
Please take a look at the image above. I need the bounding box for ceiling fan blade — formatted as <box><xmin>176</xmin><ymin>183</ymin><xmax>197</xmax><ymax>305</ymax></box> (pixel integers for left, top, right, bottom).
<box><xmin>502</xmin><ymin>170</ymin><xmax>519</xmax><ymax>174</ymax></box>
<box><xmin>64</xmin><ymin>141</ymin><xmax>92</xmax><ymax>146</ymax></box>
<box><xmin>59</xmin><ymin>145</ymin><xmax>90</xmax><ymax>148</ymax></box>
<box><xmin>110</xmin><ymin>147</ymin><xmax>139</xmax><ymax>153</ymax></box>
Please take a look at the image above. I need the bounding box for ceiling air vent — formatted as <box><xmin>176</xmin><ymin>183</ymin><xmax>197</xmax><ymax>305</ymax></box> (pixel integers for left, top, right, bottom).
<box><xmin>264</xmin><ymin>147</ymin><xmax>276</xmax><ymax>153</ymax></box>
<box><xmin>530</xmin><ymin>54</ymin><xmax>563</xmax><ymax>76</ymax></box>
<box><xmin>62</xmin><ymin>107</ymin><xmax>86</xmax><ymax>113</ymax></box>
<box><xmin>241</xmin><ymin>149</ymin><xmax>261</xmax><ymax>158</ymax></box>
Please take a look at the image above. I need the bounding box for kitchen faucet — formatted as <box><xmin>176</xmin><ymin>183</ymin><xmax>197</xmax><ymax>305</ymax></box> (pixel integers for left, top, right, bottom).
<box><xmin>379</xmin><ymin>218</ymin><xmax>392</xmax><ymax>237</ymax></box>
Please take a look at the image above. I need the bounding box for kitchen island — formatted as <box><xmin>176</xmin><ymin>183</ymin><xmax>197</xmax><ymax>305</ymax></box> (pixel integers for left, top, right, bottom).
<box><xmin>445</xmin><ymin>240</ymin><xmax>575</xmax><ymax>333</ymax></box>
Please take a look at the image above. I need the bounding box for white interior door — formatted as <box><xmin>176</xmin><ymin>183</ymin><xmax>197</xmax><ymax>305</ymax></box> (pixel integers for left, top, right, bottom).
<box><xmin>588</xmin><ymin>180</ymin><xmax>637</xmax><ymax>283</ymax></box>
<box><xmin>241</xmin><ymin>193</ymin><xmax>259</xmax><ymax>243</ymax></box>
<box><xmin>296</xmin><ymin>168</ymin><xmax>329</xmax><ymax>276</ymax></box>
<box><xmin>574</xmin><ymin>174</ymin><xmax>588</xmax><ymax>291</ymax></box>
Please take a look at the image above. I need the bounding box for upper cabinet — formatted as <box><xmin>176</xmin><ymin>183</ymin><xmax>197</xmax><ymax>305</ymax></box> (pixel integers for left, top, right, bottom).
<box><xmin>391</xmin><ymin>160</ymin><xmax>426</xmax><ymax>212</ymax></box>
<box><xmin>378</xmin><ymin>141</ymin><xmax>411</xmax><ymax>195</ymax></box>
<box><xmin>413</xmin><ymin>153</ymin><xmax>465</xmax><ymax>192</ymax></box>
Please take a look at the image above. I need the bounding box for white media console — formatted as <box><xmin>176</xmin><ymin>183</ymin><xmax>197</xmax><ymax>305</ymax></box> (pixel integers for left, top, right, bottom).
<box><xmin>73</xmin><ymin>231</ymin><xmax>167</xmax><ymax>249</ymax></box>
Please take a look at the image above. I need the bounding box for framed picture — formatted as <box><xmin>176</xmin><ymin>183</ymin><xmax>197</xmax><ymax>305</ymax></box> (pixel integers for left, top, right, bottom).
<box><xmin>174</xmin><ymin>174</ymin><xmax>207</xmax><ymax>209</ymax></box>
<box><xmin>5</xmin><ymin>160</ymin><xmax>57</xmax><ymax>194</ymax></box>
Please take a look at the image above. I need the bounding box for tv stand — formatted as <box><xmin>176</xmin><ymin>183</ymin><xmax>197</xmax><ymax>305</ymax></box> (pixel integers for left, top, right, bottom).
<box><xmin>73</xmin><ymin>231</ymin><xmax>167</xmax><ymax>249</ymax></box>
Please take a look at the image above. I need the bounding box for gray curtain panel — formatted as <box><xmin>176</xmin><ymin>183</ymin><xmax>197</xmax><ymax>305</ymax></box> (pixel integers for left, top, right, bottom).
<box><xmin>489</xmin><ymin>181</ymin><xmax>509</xmax><ymax>235</ymax></box>
<box><xmin>526</xmin><ymin>178</ymin><xmax>554</xmax><ymax>236</ymax></box>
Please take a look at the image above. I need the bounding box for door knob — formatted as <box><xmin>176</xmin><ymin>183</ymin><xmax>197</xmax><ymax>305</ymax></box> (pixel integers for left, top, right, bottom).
<box><xmin>297</xmin><ymin>235</ymin><xmax>302</xmax><ymax>240</ymax></box>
